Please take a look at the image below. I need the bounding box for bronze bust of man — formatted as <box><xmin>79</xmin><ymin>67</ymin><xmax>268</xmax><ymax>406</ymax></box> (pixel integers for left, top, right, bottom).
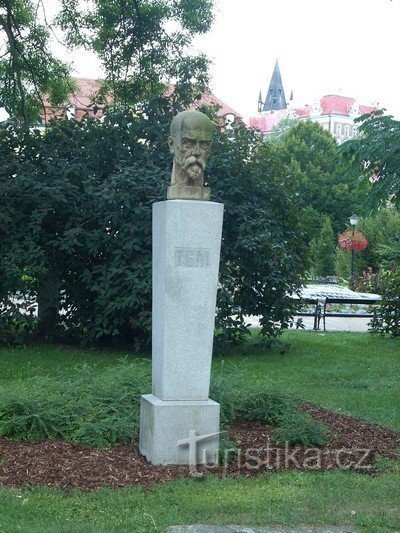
<box><xmin>168</xmin><ymin>110</ymin><xmax>214</xmax><ymax>200</ymax></box>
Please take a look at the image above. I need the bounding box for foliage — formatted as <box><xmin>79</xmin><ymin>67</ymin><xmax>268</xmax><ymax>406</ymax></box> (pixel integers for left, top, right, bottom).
<box><xmin>267</xmin><ymin>120</ymin><xmax>368</xmax><ymax>241</ymax></box>
<box><xmin>210</xmin><ymin>373</ymin><xmax>297</xmax><ymax>427</ymax></box>
<box><xmin>1</xmin><ymin>0</ymin><xmax>214</xmax><ymax>122</ymax></box>
<box><xmin>0</xmin><ymin>360</ymin><xmax>150</xmax><ymax>446</ymax></box>
<box><xmin>0</xmin><ymin>302</ymin><xmax>36</xmax><ymax>346</ymax></box>
<box><xmin>340</xmin><ymin>110</ymin><xmax>400</xmax><ymax>209</ymax></box>
<box><xmin>355</xmin><ymin>208</ymin><xmax>400</xmax><ymax>271</ymax></box>
<box><xmin>267</xmin><ymin>116</ymin><xmax>300</xmax><ymax>142</ymax></box>
<box><xmin>370</xmin><ymin>266</ymin><xmax>400</xmax><ymax>337</ymax></box>
<box><xmin>351</xmin><ymin>267</ymin><xmax>381</xmax><ymax>294</ymax></box>
<box><xmin>0</xmin><ymin>99</ymin><xmax>307</xmax><ymax>345</ymax></box>
<box><xmin>0</xmin><ymin>105</ymin><xmax>167</xmax><ymax>346</ymax></box>
<box><xmin>0</xmin><ymin>357</ymin><xmax>327</xmax><ymax>448</ymax></box>
<box><xmin>209</xmin><ymin>121</ymin><xmax>308</xmax><ymax>341</ymax></box>
<box><xmin>57</xmin><ymin>0</ymin><xmax>213</xmax><ymax>106</ymax></box>
<box><xmin>309</xmin><ymin>216</ymin><xmax>336</xmax><ymax>277</ymax></box>
<box><xmin>0</xmin><ymin>0</ymin><xmax>72</xmax><ymax>122</ymax></box>
<box><xmin>272</xmin><ymin>411</ymin><xmax>328</xmax><ymax>447</ymax></box>
<box><xmin>232</xmin><ymin>390</ymin><xmax>297</xmax><ymax>426</ymax></box>
<box><xmin>210</xmin><ymin>371</ymin><xmax>329</xmax><ymax>447</ymax></box>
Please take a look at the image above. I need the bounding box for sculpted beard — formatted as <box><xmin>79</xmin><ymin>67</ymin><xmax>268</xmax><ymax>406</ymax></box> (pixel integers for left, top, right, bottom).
<box><xmin>183</xmin><ymin>155</ymin><xmax>206</xmax><ymax>181</ymax></box>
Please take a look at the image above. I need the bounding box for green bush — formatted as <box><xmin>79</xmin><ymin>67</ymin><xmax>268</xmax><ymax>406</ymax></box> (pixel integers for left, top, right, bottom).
<box><xmin>272</xmin><ymin>412</ymin><xmax>329</xmax><ymax>447</ymax></box>
<box><xmin>0</xmin><ymin>361</ymin><xmax>328</xmax><ymax>448</ymax></box>
<box><xmin>0</xmin><ymin>101</ymin><xmax>307</xmax><ymax>347</ymax></box>
<box><xmin>370</xmin><ymin>266</ymin><xmax>400</xmax><ymax>337</ymax></box>
<box><xmin>233</xmin><ymin>390</ymin><xmax>296</xmax><ymax>426</ymax></box>
<box><xmin>0</xmin><ymin>362</ymin><xmax>150</xmax><ymax>447</ymax></box>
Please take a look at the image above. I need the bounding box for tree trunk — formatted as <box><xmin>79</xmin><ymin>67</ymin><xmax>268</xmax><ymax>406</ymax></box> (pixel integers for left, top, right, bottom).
<box><xmin>37</xmin><ymin>273</ymin><xmax>60</xmax><ymax>335</ymax></box>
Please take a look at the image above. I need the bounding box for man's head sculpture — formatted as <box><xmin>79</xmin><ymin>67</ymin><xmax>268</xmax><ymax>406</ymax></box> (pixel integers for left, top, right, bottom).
<box><xmin>168</xmin><ymin>110</ymin><xmax>214</xmax><ymax>200</ymax></box>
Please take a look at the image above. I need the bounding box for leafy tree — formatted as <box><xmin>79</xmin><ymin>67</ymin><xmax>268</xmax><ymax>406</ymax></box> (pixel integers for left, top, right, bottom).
<box><xmin>341</xmin><ymin>110</ymin><xmax>400</xmax><ymax>209</ymax></box>
<box><xmin>1</xmin><ymin>0</ymin><xmax>214</xmax><ymax>120</ymax></box>
<box><xmin>309</xmin><ymin>216</ymin><xmax>336</xmax><ymax>277</ymax></box>
<box><xmin>269</xmin><ymin>121</ymin><xmax>368</xmax><ymax>240</ymax></box>
<box><xmin>357</xmin><ymin>208</ymin><xmax>400</xmax><ymax>271</ymax></box>
<box><xmin>267</xmin><ymin>116</ymin><xmax>300</xmax><ymax>143</ymax></box>
<box><xmin>57</xmin><ymin>0</ymin><xmax>213</xmax><ymax>106</ymax></box>
<box><xmin>0</xmin><ymin>99</ymin><xmax>308</xmax><ymax>346</ymax></box>
<box><xmin>0</xmin><ymin>0</ymin><xmax>71</xmax><ymax>122</ymax></box>
<box><xmin>370</xmin><ymin>266</ymin><xmax>400</xmax><ymax>337</ymax></box>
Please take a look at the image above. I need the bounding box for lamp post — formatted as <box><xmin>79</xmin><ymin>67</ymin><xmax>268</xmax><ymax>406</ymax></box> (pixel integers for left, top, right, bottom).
<box><xmin>349</xmin><ymin>214</ymin><xmax>359</xmax><ymax>278</ymax></box>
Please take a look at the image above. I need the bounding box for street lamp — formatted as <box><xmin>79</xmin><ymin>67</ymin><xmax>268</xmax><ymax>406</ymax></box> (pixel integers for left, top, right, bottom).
<box><xmin>349</xmin><ymin>214</ymin><xmax>359</xmax><ymax>278</ymax></box>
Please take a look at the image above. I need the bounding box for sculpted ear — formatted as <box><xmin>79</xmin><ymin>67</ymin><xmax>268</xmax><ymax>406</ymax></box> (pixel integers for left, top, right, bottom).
<box><xmin>168</xmin><ymin>137</ymin><xmax>174</xmax><ymax>154</ymax></box>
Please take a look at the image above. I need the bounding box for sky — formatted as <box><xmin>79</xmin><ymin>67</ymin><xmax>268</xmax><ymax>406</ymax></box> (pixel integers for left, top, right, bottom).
<box><xmin>60</xmin><ymin>0</ymin><xmax>400</xmax><ymax>120</ymax></box>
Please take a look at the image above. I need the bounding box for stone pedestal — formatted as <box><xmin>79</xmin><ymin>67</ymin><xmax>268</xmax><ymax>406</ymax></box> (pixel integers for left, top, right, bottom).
<box><xmin>140</xmin><ymin>395</ymin><xmax>220</xmax><ymax>465</ymax></box>
<box><xmin>139</xmin><ymin>200</ymin><xmax>223</xmax><ymax>465</ymax></box>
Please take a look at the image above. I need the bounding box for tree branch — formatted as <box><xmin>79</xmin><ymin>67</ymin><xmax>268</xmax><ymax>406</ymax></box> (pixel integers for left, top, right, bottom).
<box><xmin>0</xmin><ymin>6</ymin><xmax>28</xmax><ymax>122</ymax></box>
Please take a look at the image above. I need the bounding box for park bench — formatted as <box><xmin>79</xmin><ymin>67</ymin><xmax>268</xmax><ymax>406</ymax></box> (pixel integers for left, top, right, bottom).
<box><xmin>295</xmin><ymin>298</ymin><xmax>323</xmax><ymax>330</ymax></box>
<box><xmin>322</xmin><ymin>297</ymin><xmax>380</xmax><ymax>331</ymax></box>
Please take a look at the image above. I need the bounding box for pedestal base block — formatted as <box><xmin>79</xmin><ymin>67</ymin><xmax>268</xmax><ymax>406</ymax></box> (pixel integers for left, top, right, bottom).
<box><xmin>139</xmin><ymin>394</ymin><xmax>220</xmax><ymax>465</ymax></box>
<box><xmin>167</xmin><ymin>185</ymin><xmax>210</xmax><ymax>201</ymax></box>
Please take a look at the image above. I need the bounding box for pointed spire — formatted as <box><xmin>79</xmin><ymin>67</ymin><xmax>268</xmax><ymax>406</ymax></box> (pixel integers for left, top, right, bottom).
<box><xmin>257</xmin><ymin>90</ymin><xmax>263</xmax><ymax>113</ymax></box>
<box><xmin>263</xmin><ymin>60</ymin><xmax>287</xmax><ymax>112</ymax></box>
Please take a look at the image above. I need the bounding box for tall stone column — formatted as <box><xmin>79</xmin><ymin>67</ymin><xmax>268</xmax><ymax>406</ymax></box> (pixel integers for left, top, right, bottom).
<box><xmin>139</xmin><ymin>199</ymin><xmax>223</xmax><ymax>465</ymax></box>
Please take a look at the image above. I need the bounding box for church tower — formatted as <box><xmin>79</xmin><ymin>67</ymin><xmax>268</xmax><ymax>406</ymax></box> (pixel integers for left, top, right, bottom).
<box><xmin>261</xmin><ymin>59</ymin><xmax>287</xmax><ymax>112</ymax></box>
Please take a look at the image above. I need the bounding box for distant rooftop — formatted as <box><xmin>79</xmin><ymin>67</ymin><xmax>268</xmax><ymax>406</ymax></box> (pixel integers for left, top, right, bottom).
<box><xmin>249</xmin><ymin>94</ymin><xmax>376</xmax><ymax>134</ymax></box>
<box><xmin>43</xmin><ymin>78</ymin><xmax>242</xmax><ymax>122</ymax></box>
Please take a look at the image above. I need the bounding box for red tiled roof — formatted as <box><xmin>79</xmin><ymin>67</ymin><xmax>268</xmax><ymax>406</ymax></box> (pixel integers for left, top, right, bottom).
<box><xmin>320</xmin><ymin>95</ymin><xmax>354</xmax><ymax>115</ymax></box>
<box><xmin>319</xmin><ymin>95</ymin><xmax>375</xmax><ymax>116</ymax></box>
<box><xmin>359</xmin><ymin>104</ymin><xmax>376</xmax><ymax>115</ymax></box>
<box><xmin>295</xmin><ymin>105</ymin><xmax>311</xmax><ymax>118</ymax></box>
<box><xmin>249</xmin><ymin>109</ymin><xmax>289</xmax><ymax>132</ymax></box>
<box><xmin>46</xmin><ymin>79</ymin><xmax>242</xmax><ymax>120</ymax></box>
<box><xmin>249</xmin><ymin>95</ymin><xmax>376</xmax><ymax>134</ymax></box>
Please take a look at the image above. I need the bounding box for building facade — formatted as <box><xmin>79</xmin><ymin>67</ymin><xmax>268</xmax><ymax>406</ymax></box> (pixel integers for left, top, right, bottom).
<box><xmin>250</xmin><ymin>62</ymin><xmax>375</xmax><ymax>143</ymax></box>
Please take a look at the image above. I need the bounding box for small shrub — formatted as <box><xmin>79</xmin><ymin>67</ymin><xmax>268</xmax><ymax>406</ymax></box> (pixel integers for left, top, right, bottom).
<box><xmin>233</xmin><ymin>390</ymin><xmax>297</xmax><ymax>426</ymax></box>
<box><xmin>210</xmin><ymin>373</ymin><xmax>300</xmax><ymax>427</ymax></box>
<box><xmin>272</xmin><ymin>411</ymin><xmax>328</xmax><ymax>447</ymax></box>
<box><xmin>0</xmin><ymin>360</ymin><xmax>329</xmax><ymax>449</ymax></box>
<box><xmin>0</xmin><ymin>361</ymin><xmax>150</xmax><ymax>447</ymax></box>
<box><xmin>370</xmin><ymin>266</ymin><xmax>400</xmax><ymax>337</ymax></box>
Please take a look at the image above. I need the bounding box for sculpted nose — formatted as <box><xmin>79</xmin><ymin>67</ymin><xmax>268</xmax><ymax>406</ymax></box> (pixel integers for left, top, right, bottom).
<box><xmin>193</xmin><ymin>142</ymin><xmax>201</xmax><ymax>156</ymax></box>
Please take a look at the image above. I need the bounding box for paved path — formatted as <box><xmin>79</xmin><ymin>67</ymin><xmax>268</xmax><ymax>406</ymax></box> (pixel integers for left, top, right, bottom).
<box><xmin>168</xmin><ymin>526</ymin><xmax>356</xmax><ymax>532</ymax></box>
<box><xmin>244</xmin><ymin>315</ymin><xmax>370</xmax><ymax>333</ymax></box>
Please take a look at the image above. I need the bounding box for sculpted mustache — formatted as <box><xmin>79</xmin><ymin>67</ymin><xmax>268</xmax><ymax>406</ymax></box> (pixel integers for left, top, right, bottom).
<box><xmin>182</xmin><ymin>156</ymin><xmax>206</xmax><ymax>171</ymax></box>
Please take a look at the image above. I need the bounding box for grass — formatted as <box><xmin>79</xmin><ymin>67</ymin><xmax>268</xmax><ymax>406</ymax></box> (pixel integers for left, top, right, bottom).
<box><xmin>0</xmin><ymin>470</ymin><xmax>399</xmax><ymax>532</ymax></box>
<box><xmin>0</xmin><ymin>344</ymin><xmax>143</xmax><ymax>384</ymax></box>
<box><xmin>0</xmin><ymin>331</ymin><xmax>399</xmax><ymax>530</ymax></box>
<box><xmin>213</xmin><ymin>330</ymin><xmax>400</xmax><ymax>431</ymax></box>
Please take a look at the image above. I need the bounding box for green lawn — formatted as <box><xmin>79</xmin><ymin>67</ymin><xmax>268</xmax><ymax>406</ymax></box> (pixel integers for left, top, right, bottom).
<box><xmin>213</xmin><ymin>331</ymin><xmax>400</xmax><ymax>431</ymax></box>
<box><xmin>0</xmin><ymin>331</ymin><xmax>399</xmax><ymax>531</ymax></box>
<box><xmin>0</xmin><ymin>470</ymin><xmax>399</xmax><ymax>532</ymax></box>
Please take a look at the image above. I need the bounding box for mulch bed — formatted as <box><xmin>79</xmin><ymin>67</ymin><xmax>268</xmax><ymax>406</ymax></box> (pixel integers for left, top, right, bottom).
<box><xmin>0</xmin><ymin>405</ymin><xmax>399</xmax><ymax>491</ymax></box>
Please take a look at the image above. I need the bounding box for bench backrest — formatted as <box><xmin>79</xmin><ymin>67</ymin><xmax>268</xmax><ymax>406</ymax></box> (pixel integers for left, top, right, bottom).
<box><xmin>324</xmin><ymin>298</ymin><xmax>380</xmax><ymax>306</ymax></box>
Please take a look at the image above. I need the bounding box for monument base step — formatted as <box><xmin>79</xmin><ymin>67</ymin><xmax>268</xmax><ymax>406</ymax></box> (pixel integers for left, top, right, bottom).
<box><xmin>139</xmin><ymin>394</ymin><xmax>220</xmax><ymax>465</ymax></box>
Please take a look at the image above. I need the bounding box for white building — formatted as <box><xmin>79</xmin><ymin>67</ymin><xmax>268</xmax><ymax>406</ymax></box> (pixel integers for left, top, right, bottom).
<box><xmin>250</xmin><ymin>61</ymin><xmax>376</xmax><ymax>143</ymax></box>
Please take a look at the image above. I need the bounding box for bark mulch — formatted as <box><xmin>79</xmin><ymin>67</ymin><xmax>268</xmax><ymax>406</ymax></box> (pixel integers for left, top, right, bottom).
<box><xmin>0</xmin><ymin>405</ymin><xmax>399</xmax><ymax>491</ymax></box>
